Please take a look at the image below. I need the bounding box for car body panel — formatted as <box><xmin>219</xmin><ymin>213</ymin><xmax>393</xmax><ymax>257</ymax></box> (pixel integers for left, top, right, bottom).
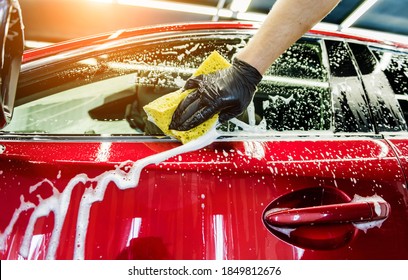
<box><xmin>1</xmin><ymin>137</ymin><xmax>407</xmax><ymax>259</ymax></box>
<box><xmin>387</xmin><ymin>137</ymin><xmax>408</xmax><ymax>181</ymax></box>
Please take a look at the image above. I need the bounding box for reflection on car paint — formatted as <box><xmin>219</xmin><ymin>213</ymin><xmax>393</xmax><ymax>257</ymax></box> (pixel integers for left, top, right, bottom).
<box><xmin>243</xmin><ymin>141</ymin><xmax>266</xmax><ymax>160</ymax></box>
<box><xmin>95</xmin><ymin>142</ymin><xmax>112</xmax><ymax>162</ymax></box>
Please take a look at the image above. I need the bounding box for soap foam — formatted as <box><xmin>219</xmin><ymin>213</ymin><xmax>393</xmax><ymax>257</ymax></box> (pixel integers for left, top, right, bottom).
<box><xmin>351</xmin><ymin>194</ymin><xmax>388</xmax><ymax>233</ymax></box>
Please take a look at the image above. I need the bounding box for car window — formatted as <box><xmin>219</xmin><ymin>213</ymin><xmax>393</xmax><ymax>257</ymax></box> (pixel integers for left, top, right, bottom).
<box><xmin>252</xmin><ymin>40</ymin><xmax>332</xmax><ymax>132</ymax></box>
<box><xmin>324</xmin><ymin>40</ymin><xmax>375</xmax><ymax>133</ymax></box>
<box><xmin>348</xmin><ymin>43</ymin><xmax>407</xmax><ymax>132</ymax></box>
<box><xmin>3</xmin><ymin>33</ymin><xmax>332</xmax><ymax>136</ymax></box>
<box><xmin>370</xmin><ymin>47</ymin><xmax>408</xmax><ymax>126</ymax></box>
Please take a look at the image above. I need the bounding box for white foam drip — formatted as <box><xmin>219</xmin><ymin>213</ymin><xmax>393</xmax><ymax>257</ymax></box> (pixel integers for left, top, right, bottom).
<box><xmin>1</xmin><ymin>126</ymin><xmax>219</xmax><ymax>259</ymax></box>
<box><xmin>20</xmin><ymin>176</ymin><xmax>88</xmax><ymax>259</ymax></box>
<box><xmin>0</xmin><ymin>196</ymin><xmax>35</xmax><ymax>251</ymax></box>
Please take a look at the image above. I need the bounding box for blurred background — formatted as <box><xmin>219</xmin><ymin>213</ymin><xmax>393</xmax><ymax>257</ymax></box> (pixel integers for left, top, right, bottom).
<box><xmin>20</xmin><ymin>0</ymin><xmax>408</xmax><ymax>46</ymax></box>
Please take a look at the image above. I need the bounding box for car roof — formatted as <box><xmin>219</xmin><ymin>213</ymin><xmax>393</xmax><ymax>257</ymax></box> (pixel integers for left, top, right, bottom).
<box><xmin>23</xmin><ymin>21</ymin><xmax>408</xmax><ymax>63</ymax></box>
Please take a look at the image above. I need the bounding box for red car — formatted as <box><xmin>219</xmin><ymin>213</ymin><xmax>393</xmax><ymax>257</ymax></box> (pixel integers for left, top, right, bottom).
<box><xmin>1</xmin><ymin>1</ymin><xmax>408</xmax><ymax>260</ymax></box>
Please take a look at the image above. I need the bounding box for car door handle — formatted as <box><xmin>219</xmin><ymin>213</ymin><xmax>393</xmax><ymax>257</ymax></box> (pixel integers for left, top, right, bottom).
<box><xmin>264</xmin><ymin>201</ymin><xmax>390</xmax><ymax>227</ymax></box>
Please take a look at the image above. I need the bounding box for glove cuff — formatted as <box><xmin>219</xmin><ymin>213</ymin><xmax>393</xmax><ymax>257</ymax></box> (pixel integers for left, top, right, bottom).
<box><xmin>233</xmin><ymin>57</ymin><xmax>263</xmax><ymax>86</ymax></box>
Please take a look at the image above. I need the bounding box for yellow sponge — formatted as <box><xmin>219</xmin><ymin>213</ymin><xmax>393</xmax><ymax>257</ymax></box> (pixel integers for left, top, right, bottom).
<box><xmin>143</xmin><ymin>51</ymin><xmax>231</xmax><ymax>144</ymax></box>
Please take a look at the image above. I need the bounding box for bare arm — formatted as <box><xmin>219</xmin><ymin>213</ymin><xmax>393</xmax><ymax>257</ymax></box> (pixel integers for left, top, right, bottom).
<box><xmin>237</xmin><ymin>0</ymin><xmax>340</xmax><ymax>74</ymax></box>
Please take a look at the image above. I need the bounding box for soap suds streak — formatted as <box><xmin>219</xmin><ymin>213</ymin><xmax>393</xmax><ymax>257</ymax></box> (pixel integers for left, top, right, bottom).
<box><xmin>0</xmin><ymin>127</ymin><xmax>218</xmax><ymax>260</ymax></box>
<box><xmin>0</xmin><ymin>196</ymin><xmax>35</xmax><ymax>251</ymax></box>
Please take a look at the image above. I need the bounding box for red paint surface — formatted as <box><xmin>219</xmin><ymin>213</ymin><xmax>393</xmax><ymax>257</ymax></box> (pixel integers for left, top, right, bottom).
<box><xmin>1</xmin><ymin>138</ymin><xmax>407</xmax><ymax>259</ymax></box>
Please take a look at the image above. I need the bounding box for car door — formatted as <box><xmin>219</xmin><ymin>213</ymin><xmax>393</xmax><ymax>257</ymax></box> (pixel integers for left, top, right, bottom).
<box><xmin>1</xmin><ymin>28</ymin><xmax>408</xmax><ymax>260</ymax></box>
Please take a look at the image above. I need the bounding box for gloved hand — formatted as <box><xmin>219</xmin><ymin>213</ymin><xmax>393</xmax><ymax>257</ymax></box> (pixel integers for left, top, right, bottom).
<box><xmin>169</xmin><ymin>57</ymin><xmax>263</xmax><ymax>131</ymax></box>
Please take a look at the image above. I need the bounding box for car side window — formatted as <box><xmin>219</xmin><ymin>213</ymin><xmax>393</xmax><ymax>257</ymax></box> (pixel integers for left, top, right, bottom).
<box><xmin>5</xmin><ymin>35</ymin><xmax>250</xmax><ymax>135</ymax></box>
<box><xmin>3</xmin><ymin>34</ymin><xmax>333</xmax><ymax>136</ymax></box>
<box><xmin>370</xmin><ymin>47</ymin><xmax>408</xmax><ymax>127</ymax></box>
<box><xmin>223</xmin><ymin>39</ymin><xmax>333</xmax><ymax>132</ymax></box>
<box><xmin>324</xmin><ymin>40</ymin><xmax>375</xmax><ymax>133</ymax></box>
<box><xmin>348</xmin><ymin>43</ymin><xmax>407</xmax><ymax>132</ymax></box>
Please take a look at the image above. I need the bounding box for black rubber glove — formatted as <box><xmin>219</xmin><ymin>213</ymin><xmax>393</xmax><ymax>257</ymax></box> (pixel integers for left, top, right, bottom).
<box><xmin>169</xmin><ymin>57</ymin><xmax>263</xmax><ymax>131</ymax></box>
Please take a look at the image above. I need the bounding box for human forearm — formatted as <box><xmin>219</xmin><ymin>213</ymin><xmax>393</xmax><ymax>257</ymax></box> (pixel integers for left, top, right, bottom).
<box><xmin>236</xmin><ymin>0</ymin><xmax>340</xmax><ymax>74</ymax></box>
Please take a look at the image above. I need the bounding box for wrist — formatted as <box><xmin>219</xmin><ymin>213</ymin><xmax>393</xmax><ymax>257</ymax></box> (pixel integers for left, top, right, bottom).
<box><xmin>233</xmin><ymin>57</ymin><xmax>263</xmax><ymax>86</ymax></box>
